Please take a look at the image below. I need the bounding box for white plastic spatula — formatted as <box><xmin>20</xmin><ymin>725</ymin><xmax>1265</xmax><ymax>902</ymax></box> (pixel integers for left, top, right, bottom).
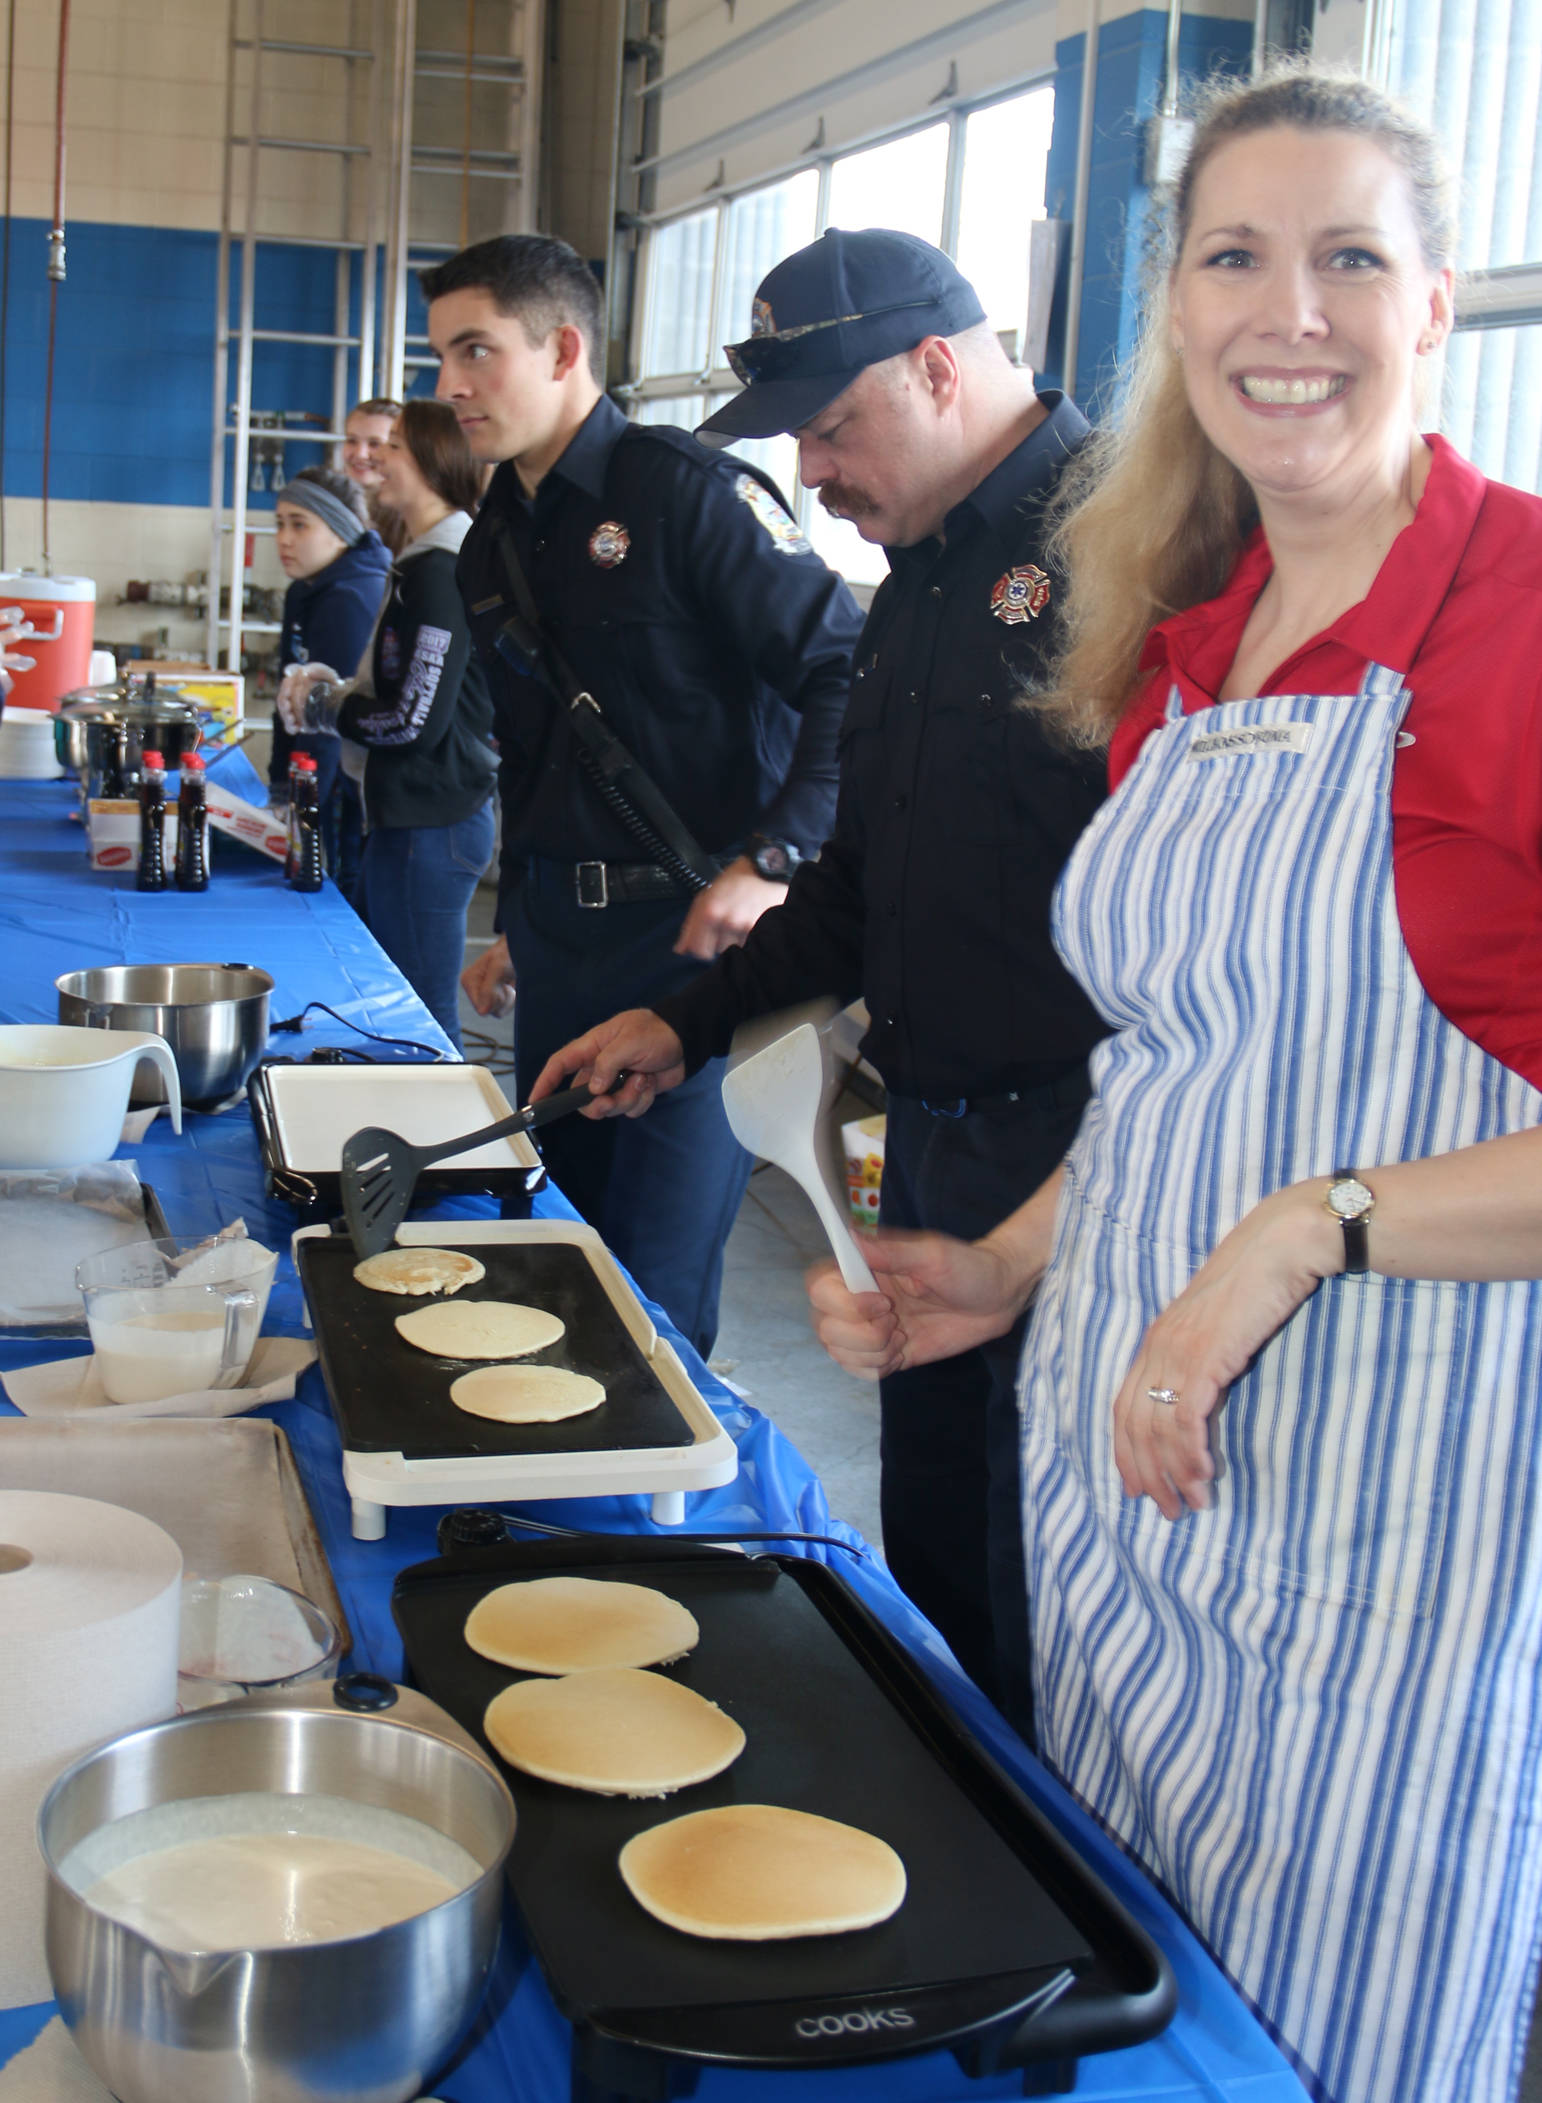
<box><xmin>721</xmin><ymin>1000</ymin><xmax>877</xmax><ymax>1294</ymax></box>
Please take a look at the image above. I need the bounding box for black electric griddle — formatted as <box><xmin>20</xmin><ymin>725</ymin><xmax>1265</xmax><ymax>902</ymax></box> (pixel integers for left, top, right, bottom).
<box><xmin>295</xmin><ymin>1234</ymin><xmax>694</xmax><ymax>1463</ymax></box>
<box><xmin>393</xmin><ymin>1533</ymin><xmax>1176</xmax><ymax>2100</ymax></box>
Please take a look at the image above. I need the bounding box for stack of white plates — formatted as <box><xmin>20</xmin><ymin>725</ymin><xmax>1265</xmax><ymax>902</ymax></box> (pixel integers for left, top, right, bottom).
<box><xmin>0</xmin><ymin>706</ymin><xmax>64</xmax><ymax>780</ymax></box>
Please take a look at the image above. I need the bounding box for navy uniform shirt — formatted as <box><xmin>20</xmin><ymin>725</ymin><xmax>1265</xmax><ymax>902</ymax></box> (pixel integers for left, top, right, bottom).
<box><xmin>655</xmin><ymin>392</ymin><xmax>1111</xmax><ymax>1102</ymax></box>
<box><xmin>456</xmin><ymin>394</ymin><xmax>863</xmax><ymax>875</ymax></box>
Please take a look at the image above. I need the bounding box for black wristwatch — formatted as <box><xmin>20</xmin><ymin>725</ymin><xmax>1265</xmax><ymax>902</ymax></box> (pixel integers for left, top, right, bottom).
<box><xmin>745</xmin><ymin>833</ymin><xmax>802</xmax><ymax>883</ymax></box>
<box><xmin>1325</xmin><ymin>1168</ymin><xmax>1375</xmax><ymax>1273</ymax></box>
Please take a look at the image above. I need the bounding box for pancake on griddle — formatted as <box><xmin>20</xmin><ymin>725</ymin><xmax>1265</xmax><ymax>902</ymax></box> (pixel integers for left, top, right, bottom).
<box><xmin>353</xmin><ymin>1247</ymin><xmax>486</xmax><ymax>1297</ymax></box>
<box><xmin>394</xmin><ymin>1299</ymin><xmax>565</xmax><ymax>1359</ymax></box>
<box><xmin>483</xmin><ymin>1667</ymin><xmax>744</xmax><ymax>1795</ymax></box>
<box><xmin>464</xmin><ymin>1575</ymin><xmax>699</xmax><ymax>1674</ymax></box>
<box><xmin>619</xmin><ymin>1803</ymin><xmax>907</xmax><ymax>1939</ymax></box>
<box><xmin>450</xmin><ymin>1363</ymin><xmax>605</xmax><ymax>1423</ymax></box>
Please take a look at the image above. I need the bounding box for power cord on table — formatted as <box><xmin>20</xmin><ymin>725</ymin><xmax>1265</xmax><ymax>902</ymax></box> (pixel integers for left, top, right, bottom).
<box><xmin>270</xmin><ymin>1000</ymin><xmax>448</xmax><ymax>1063</ymax></box>
<box><xmin>460</xmin><ymin>1025</ymin><xmax>516</xmax><ymax>1077</ymax></box>
<box><xmin>446</xmin><ymin>1508</ymin><xmax>870</xmax><ymax>1561</ymax></box>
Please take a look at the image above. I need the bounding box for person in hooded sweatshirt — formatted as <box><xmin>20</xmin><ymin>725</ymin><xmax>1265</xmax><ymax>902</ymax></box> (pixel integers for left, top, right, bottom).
<box><xmin>268</xmin><ymin>463</ymin><xmax>391</xmax><ymax>894</ymax></box>
<box><xmin>276</xmin><ymin>401</ymin><xmax>496</xmax><ymax>1051</ymax></box>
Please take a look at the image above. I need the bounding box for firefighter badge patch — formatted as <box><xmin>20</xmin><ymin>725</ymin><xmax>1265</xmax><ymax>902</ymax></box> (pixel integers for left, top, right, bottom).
<box><xmin>588</xmin><ymin>521</ymin><xmax>630</xmax><ymax>567</ymax></box>
<box><xmin>735</xmin><ymin>474</ymin><xmax>811</xmax><ymax>556</ymax></box>
<box><xmin>989</xmin><ymin>564</ymin><xmax>1051</xmax><ymax>624</ymax></box>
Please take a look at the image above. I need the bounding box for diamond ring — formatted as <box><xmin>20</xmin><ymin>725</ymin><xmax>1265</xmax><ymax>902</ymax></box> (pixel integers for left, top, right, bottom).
<box><xmin>1145</xmin><ymin>1386</ymin><xmax>1180</xmax><ymax>1406</ymax></box>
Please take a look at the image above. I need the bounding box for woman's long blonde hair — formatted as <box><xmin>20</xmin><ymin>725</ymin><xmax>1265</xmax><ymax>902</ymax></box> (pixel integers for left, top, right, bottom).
<box><xmin>1042</xmin><ymin>61</ymin><xmax>1456</xmax><ymax>748</ymax></box>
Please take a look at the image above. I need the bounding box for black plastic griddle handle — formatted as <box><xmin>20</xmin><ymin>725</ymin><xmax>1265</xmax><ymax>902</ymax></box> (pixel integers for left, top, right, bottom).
<box><xmin>333</xmin><ymin>1671</ymin><xmax>398</xmax><ymax>1713</ymax></box>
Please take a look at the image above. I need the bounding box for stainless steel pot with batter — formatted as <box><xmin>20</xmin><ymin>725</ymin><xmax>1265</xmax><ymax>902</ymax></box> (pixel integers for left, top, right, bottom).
<box><xmin>39</xmin><ymin>1675</ymin><xmax>515</xmax><ymax>2103</ymax></box>
<box><xmin>55</xmin><ymin>964</ymin><xmax>274</xmax><ymax>1107</ymax></box>
<box><xmin>55</xmin><ymin>682</ymin><xmax>203</xmax><ymax>787</ymax></box>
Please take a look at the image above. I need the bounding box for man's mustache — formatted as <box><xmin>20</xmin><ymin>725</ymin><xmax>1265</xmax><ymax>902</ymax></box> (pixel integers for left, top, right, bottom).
<box><xmin>818</xmin><ymin>483</ymin><xmax>879</xmax><ymax>520</ymax></box>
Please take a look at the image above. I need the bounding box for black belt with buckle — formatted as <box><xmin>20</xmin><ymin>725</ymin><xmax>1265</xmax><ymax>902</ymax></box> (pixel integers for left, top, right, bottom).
<box><xmin>561</xmin><ymin>859</ymin><xmax>694</xmax><ymax>908</ymax></box>
<box><xmin>908</xmin><ymin>1066</ymin><xmax>1091</xmax><ymax>1118</ymax></box>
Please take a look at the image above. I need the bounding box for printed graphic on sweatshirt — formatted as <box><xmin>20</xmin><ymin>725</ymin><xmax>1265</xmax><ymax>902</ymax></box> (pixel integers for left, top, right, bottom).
<box><xmin>356</xmin><ymin>624</ymin><xmax>452</xmax><ymax>745</ymax></box>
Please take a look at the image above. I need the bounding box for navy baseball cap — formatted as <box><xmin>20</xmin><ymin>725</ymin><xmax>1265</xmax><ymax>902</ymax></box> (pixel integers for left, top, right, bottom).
<box><xmin>695</xmin><ymin>227</ymin><xmax>986</xmax><ymax>447</ymax></box>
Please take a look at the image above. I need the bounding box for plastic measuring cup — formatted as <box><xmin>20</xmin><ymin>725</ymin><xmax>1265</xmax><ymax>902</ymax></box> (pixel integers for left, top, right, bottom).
<box><xmin>76</xmin><ymin>1236</ymin><xmax>277</xmax><ymax>1403</ymax></box>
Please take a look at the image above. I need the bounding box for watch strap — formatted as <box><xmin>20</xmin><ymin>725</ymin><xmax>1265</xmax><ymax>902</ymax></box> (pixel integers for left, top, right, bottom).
<box><xmin>1333</xmin><ymin>1164</ymin><xmax>1370</xmax><ymax>1274</ymax></box>
<box><xmin>746</xmin><ymin>832</ymin><xmax>801</xmax><ymax>882</ymax></box>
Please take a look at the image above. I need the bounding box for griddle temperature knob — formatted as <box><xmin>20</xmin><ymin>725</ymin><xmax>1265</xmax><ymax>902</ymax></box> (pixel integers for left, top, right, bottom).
<box><xmin>437</xmin><ymin>1507</ymin><xmax>509</xmax><ymax>1554</ymax></box>
<box><xmin>332</xmin><ymin>1672</ymin><xmax>398</xmax><ymax>1713</ymax></box>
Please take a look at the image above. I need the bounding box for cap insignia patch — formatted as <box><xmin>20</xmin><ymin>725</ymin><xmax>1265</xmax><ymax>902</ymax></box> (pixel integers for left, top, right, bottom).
<box><xmin>588</xmin><ymin>520</ymin><xmax>630</xmax><ymax>568</ymax></box>
<box><xmin>735</xmin><ymin>474</ymin><xmax>811</xmax><ymax>556</ymax></box>
<box><xmin>750</xmin><ymin>297</ymin><xmax>775</xmax><ymax>337</ymax></box>
<box><xmin>990</xmin><ymin>564</ymin><xmax>1051</xmax><ymax>624</ymax></box>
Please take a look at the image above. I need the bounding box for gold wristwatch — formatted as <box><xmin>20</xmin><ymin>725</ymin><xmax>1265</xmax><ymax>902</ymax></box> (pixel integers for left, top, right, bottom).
<box><xmin>1325</xmin><ymin>1168</ymin><xmax>1375</xmax><ymax>1273</ymax></box>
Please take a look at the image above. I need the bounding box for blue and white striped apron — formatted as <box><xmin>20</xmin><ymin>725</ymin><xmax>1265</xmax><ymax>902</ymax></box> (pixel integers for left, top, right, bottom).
<box><xmin>1019</xmin><ymin>668</ymin><xmax>1542</xmax><ymax>2102</ymax></box>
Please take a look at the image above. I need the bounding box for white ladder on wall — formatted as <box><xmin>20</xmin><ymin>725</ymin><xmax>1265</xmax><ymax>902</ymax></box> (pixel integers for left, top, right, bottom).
<box><xmin>205</xmin><ymin>0</ymin><xmax>542</xmax><ymax>671</ymax></box>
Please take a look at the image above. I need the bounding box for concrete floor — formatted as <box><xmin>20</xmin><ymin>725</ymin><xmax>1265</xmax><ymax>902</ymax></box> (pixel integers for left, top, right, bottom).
<box><xmin>712</xmin><ymin>1143</ymin><xmax>885</xmax><ymax>1551</ymax></box>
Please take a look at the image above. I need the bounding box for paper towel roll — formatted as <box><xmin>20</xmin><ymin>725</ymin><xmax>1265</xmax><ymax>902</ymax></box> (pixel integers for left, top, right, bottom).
<box><xmin>0</xmin><ymin>1491</ymin><xmax>181</xmax><ymax>2009</ymax></box>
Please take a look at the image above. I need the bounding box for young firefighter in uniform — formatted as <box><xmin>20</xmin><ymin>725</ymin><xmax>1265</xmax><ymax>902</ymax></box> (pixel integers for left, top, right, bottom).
<box><xmin>425</xmin><ymin>234</ymin><xmax>863</xmax><ymax>1362</ymax></box>
<box><xmin>530</xmin><ymin>232</ymin><xmax>1109</xmax><ymax>1728</ymax></box>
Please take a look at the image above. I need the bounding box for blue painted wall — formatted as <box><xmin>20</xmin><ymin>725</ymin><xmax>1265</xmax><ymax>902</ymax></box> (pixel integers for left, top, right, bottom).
<box><xmin>1042</xmin><ymin>11</ymin><xmax>1253</xmax><ymax>417</ymax></box>
<box><xmin>0</xmin><ymin>218</ymin><xmax>440</xmax><ymax>509</ymax></box>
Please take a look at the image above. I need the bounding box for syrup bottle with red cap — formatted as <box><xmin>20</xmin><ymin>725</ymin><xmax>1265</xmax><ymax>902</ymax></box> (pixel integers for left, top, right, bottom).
<box><xmin>175</xmin><ymin>752</ymin><xmax>210</xmax><ymax>892</ymax></box>
<box><xmin>136</xmin><ymin>751</ymin><xmax>169</xmax><ymax>891</ymax></box>
<box><xmin>289</xmin><ymin>756</ymin><xmax>324</xmax><ymax>893</ymax></box>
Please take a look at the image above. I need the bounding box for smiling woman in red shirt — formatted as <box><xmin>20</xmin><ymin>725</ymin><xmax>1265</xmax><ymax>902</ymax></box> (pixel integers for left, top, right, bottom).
<box><xmin>1111</xmin><ymin>436</ymin><xmax>1542</xmax><ymax>1088</ymax></box>
<box><xmin>802</xmin><ymin>62</ymin><xmax>1542</xmax><ymax>2103</ymax></box>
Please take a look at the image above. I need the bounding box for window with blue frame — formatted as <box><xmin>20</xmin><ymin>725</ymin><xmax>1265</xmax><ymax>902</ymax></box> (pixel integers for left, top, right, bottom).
<box><xmin>630</xmin><ymin>84</ymin><xmax>1055</xmax><ymax>587</ymax></box>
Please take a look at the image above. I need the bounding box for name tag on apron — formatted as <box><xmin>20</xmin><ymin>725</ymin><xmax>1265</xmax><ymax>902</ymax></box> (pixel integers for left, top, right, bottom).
<box><xmin>1186</xmin><ymin>722</ymin><xmax>1314</xmax><ymax>761</ymax></box>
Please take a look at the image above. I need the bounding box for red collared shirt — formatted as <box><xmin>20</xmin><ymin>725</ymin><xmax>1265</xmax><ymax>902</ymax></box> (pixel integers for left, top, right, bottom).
<box><xmin>1110</xmin><ymin>436</ymin><xmax>1542</xmax><ymax>1091</ymax></box>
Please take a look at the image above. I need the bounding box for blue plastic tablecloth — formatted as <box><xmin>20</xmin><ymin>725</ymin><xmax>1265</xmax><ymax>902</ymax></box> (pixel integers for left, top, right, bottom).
<box><xmin>0</xmin><ymin>778</ymin><xmax>1308</xmax><ymax>2102</ymax></box>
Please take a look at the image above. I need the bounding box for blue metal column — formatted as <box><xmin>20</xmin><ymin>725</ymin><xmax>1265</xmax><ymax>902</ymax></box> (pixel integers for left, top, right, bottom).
<box><xmin>1042</xmin><ymin>7</ymin><xmax>1253</xmax><ymax>415</ymax></box>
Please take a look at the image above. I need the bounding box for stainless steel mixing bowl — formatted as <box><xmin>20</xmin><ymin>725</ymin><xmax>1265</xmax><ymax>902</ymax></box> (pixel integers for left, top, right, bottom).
<box><xmin>55</xmin><ymin>964</ymin><xmax>274</xmax><ymax>1107</ymax></box>
<box><xmin>40</xmin><ymin>1676</ymin><xmax>516</xmax><ymax>2103</ymax></box>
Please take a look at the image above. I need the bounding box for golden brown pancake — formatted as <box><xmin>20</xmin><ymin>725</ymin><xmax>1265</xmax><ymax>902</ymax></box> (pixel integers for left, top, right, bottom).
<box><xmin>464</xmin><ymin>1576</ymin><xmax>699</xmax><ymax>1674</ymax></box>
<box><xmin>483</xmin><ymin>1667</ymin><xmax>744</xmax><ymax>1795</ymax></box>
<box><xmin>618</xmin><ymin>1803</ymin><xmax>907</xmax><ymax>1939</ymax></box>
<box><xmin>352</xmin><ymin>1247</ymin><xmax>486</xmax><ymax>1296</ymax></box>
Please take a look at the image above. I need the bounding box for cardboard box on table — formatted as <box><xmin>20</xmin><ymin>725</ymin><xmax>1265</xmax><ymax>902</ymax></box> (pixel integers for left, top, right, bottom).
<box><xmin>88</xmin><ymin>782</ymin><xmax>287</xmax><ymax>872</ymax></box>
<box><xmin>137</xmin><ymin>665</ymin><xmax>245</xmax><ymax>735</ymax></box>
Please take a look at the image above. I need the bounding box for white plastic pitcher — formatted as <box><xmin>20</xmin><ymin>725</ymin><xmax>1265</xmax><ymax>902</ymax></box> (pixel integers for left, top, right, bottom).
<box><xmin>0</xmin><ymin>1025</ymin><xmax>182</xmax><ymax>1169</ymax></box>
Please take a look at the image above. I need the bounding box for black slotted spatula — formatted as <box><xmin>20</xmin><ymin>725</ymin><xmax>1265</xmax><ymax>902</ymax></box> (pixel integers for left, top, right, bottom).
<box><xmin>341</xmin><ymin>1085</ymin><xmax>608</xmax><ymax>1256</ymax></box>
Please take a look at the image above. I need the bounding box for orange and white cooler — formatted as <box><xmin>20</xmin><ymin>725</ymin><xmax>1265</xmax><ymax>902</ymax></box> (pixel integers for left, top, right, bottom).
<box><xmin>0</xmin><ymin>573</ymin><xmax>95</xmax><ymax>712</ymax></box>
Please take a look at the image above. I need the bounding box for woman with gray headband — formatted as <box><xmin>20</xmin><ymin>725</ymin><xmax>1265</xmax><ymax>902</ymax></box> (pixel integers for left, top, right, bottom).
<box><xmin>275</xmin><ymin>402</ymin><xmax>496</xmax><ymax>1053</ymax></box>
<box><xmin>267</xmin><ymin>465</ymin><xmax>391</xmax><ymax>893</ymax></box>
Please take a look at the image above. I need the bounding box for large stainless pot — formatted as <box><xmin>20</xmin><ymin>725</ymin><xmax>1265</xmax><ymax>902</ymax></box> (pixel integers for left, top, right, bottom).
<box><xmin>56</xmin><ymin>964</ymin><xmax>274</xmax><ymax>1108</ymax></box>
<box><xmin>40</xmin><ymin>1676</ymin><xmax>516</xmax><ymax>2103</ymax></box>
<box><xmin>56</xmin><ymin>682</ymin><xmax>203</xmax><ymax>788</ymax></box>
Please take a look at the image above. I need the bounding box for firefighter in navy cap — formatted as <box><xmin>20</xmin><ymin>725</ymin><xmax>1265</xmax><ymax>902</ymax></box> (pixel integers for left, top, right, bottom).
<box><xmin>426</xmin><ymin>234</ymin><xmax>861</xmax><ymax>1365</ymax></box>
<box><xmin>529</xmin><ymin>227</ymin><xmax>1109</xmax><ymax>1735</ymax></box>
